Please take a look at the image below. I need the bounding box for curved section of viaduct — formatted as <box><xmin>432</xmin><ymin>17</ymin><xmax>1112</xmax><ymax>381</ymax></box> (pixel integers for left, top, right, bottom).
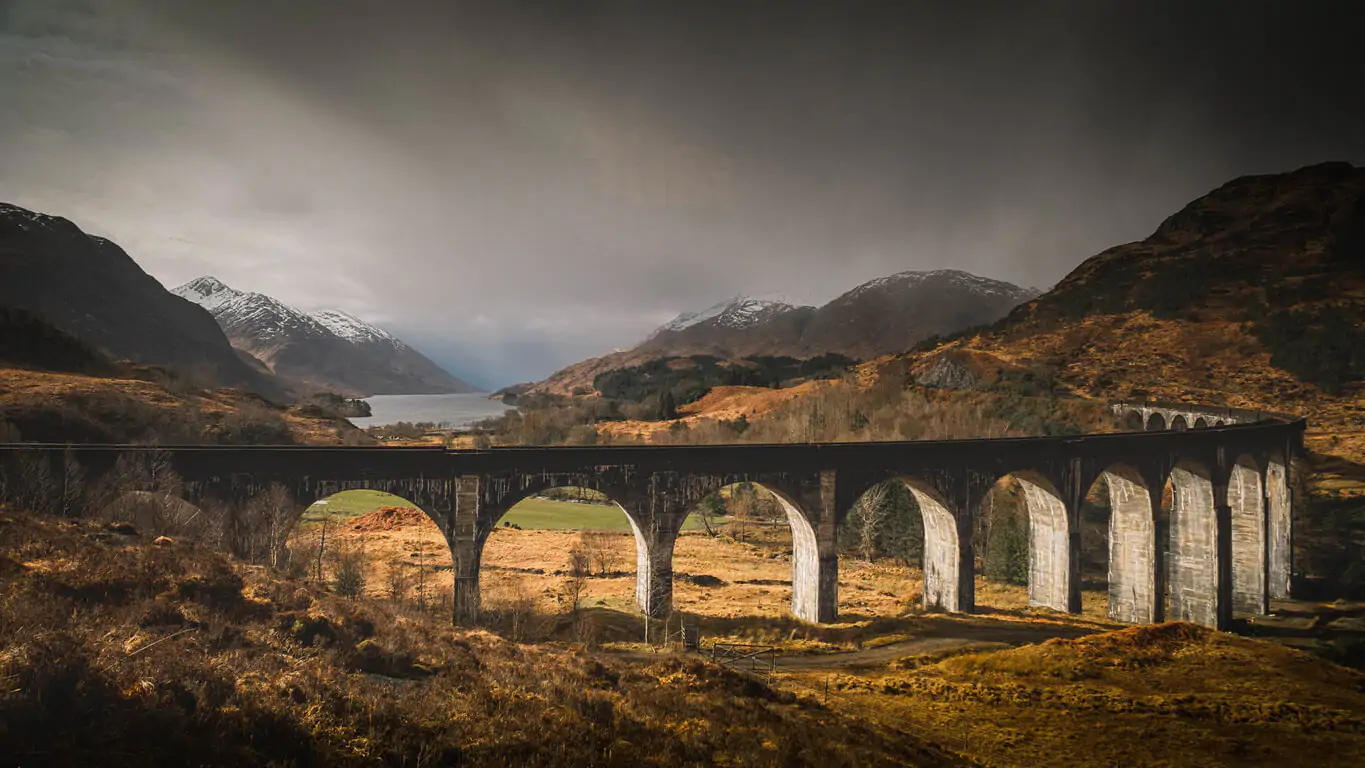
<box><xmin>1</xmin><ymin>415</ymin><xmax>1303</xmax><ymax>632</ymax></box>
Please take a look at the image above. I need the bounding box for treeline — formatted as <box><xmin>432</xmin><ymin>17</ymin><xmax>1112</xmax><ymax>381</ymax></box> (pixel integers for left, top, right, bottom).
<box><xmin>594</xmin><ymin>353</ymin><xmax>855</xmax><ymax>413</ymax></box>
<box><xmin>295</xmin><ymin>392</ymin><xmax>371</xmax><ymax>419</ymax></box>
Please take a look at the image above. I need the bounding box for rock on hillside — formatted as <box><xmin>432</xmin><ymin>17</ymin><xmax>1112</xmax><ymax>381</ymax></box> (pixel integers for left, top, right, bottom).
<box><xmin>0</xmin><ymin>203</ymin><xmax>284</xmax><ymax>399</ymax></box>
<box><xmin>173</xmin><ymin>277</ymin><xmax>479</xmax><ymax>397</ymax></box>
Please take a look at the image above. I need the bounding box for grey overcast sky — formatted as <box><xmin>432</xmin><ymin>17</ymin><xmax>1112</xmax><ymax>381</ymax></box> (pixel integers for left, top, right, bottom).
<box><xmin>2</xmin><ymin>1</ymin><xmax>1363</xmax><ymax>388</ymax></box>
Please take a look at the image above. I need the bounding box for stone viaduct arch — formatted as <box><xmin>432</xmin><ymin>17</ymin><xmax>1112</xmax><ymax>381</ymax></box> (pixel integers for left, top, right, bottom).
<box><xmin>0</xmin><ymin>410</ymin><xmax>1304</xmax><ymax>632</ymax></box>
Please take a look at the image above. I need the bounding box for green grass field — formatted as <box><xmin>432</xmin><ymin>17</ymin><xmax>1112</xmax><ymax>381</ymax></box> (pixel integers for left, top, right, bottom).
<box><xmin>301</xmin><ymin>489</ymin><xmax>708</xmax><ymax>532</ymax></box>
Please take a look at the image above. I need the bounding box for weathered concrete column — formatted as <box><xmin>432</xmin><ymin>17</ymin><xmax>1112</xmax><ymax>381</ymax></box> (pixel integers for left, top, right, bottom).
<box><xmin>902</xmin><ymin>480</ymin><xmax>968</xmax><ymax>613</ymax></box>
<box><xmin>1019</xmin><ymin>472</ymin><xmax>1073</xmax><ymax>614</ymax></box>
<box><xmin>451</xmin><ymin>475</ymin><xmax>483</xmax><ymax>625</ymax></box>
<box><xmin>1229</xmin><ymin>459</ymin><xmax>1267</xmax><ymax>616</ymax></box>
<box><xmin>1167</xmin><ymin>463</ymin><xmax>1222</xmax><ymax>629</ymax></box>
<box><xmin>633</xmin><ymin>522</ymin><xmax>678</xmax><ymax>619</ymax></box>
<box><xmin>1105</xmin><ymin>466</ymin><xmax>1158</xmax><ymax>624</ymax></box>
<box><xmin>787</xmin><ymin>471</ymin><xmax>839</xmax><ymax>624</ymax></box>
<box><xmin>1266</xmin><ymin>457</ymin><xmax>1293</xmax><ymax>600</ymax></box>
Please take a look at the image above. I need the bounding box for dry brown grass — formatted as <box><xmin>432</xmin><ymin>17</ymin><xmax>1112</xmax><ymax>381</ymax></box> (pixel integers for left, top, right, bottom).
<box><xmin>798</xmin><ymin>622</ymin><xmax>1365</xmax><ymax>767</ymax></box>
<box><xmin>0</xmin><ymin>504</ymin><xmax>959</xmax><ymax>767</ymax></box>
<box><xmin>0</xmin><ymin>366</ymin><xmax>367</xmax><ymax>445</ymax></box>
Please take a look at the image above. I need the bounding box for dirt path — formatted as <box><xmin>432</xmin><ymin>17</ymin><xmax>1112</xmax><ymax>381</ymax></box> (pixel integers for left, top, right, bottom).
<box><xmin>773</xmin><ymin>622</ymin><xmax>1084</xmax><ymax>670</ymax></box>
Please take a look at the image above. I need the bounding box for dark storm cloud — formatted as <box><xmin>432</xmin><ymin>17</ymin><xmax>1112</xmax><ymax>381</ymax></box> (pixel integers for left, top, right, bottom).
<box><xmin>3</xmin><ymin>1</ymin><xmax>1363</xmax><ymax>386</ymax></box>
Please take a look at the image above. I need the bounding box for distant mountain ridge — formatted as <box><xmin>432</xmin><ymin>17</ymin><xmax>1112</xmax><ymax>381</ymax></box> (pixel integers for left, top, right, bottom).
<box><xmin>519</xmin><ymin>268</ymin><xmax>1036</xmax><ymax>396</ymax></box>
<box><xmin>0</xmin><ymin>202</ymin><xmax>285</xmax><ymax>399</ymax></box>
<box><xmin>173</xmin><ymin>277</ymin><xmax>479</xmax><ymax>397</ymax></box>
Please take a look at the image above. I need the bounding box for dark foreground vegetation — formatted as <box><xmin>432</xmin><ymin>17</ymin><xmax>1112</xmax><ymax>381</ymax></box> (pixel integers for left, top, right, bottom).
<box><xmin>0</xmin><ymin>506</ymin><xmax>955</xmax><ymax>767</ymax></box>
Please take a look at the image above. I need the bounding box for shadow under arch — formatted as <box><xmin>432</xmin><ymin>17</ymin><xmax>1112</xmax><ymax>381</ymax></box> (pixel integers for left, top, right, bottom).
<box><xmin>1170</xmin><ymin>415</ymin><xmax>1189</xmax><ymax>432</ymax></box>
<box><xmin>1193</xmin><ymin>417</ymin><xmax>1210</xmax><ymax>429</ymax></box>
<box><xmin>1123</xmin><ymin>410</ymin><xmax>1146</xmax><ymax>431</ymax></box>
<box><xmin>1146</xmin><ymin>413</ymin><xmax>1168</xmax><ymax>431</ymax></box>
<box><xmin>1229</xmin><ymin>453</ymin><xmax>1266</xmax><ymax>616</ymax></box>
<box><xmin>1164</xmin><ymin>459</ymin><xmax>1220</xmax><ymax>627</ymax></box>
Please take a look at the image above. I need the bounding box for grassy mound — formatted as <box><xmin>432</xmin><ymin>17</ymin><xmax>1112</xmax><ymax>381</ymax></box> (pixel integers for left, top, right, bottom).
<box><xmin>821</xmin><ymin>621</ymin><xmax>1365</xmax><ymax>767</ymax></box>
<box><xmin>0</xmin><ymin>506</ymin><xmax>957</xmax><ymax>767</ymax></box>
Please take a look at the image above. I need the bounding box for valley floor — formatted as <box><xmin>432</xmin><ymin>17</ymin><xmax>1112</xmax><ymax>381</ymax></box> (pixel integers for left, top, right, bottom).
<box><xmin>279</xmin><ymin>507</ymin><xmax>1365</xmax><ymax>766</ymax></box>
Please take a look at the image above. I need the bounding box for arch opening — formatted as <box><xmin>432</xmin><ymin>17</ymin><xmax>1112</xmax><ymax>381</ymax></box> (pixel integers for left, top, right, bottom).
<box><xmin>1146</xmin><ymin>413</ymin><xmax>1167</xmax><ymax>431</ymax></box>
<box><xmin>1230</xmin><ymin>455</ymin><xmax>1267</xmax><ymax>616</ymax></box>
<box><xmin>1163</xmin><ymin>460</ymin><xmax>1220</xmax><ymax>627</ymax></box>
<box><xmin>874</xmin><ymin>477</ymin><xmax>962</xmax><ymax>612</ymax></box>
<box><xmin>1193</xmin><ymin>417</ymin><xmax>1209</xmax><ymax>429</ymax></box>
<box><xmin>978</xmin><ymin>472</ymin><xmax>1070</xmax><ymax>613</ymax></box>
<box><xmin>688</xmin><ymin>481</ymin><xmax>834</xmax><ymax>623</ymax></box>
<box><xmin>1082</xmin><ymin>464</ymin><xmax>1156</xmax><ymax>623</ymax></box>
<box><xmin>1123</xmin><ymin>411</ymin><xmax>1146</xmax><ymax>431</ymax></box>
<box><xmin>290</xmin><ymin>489</ymin><xmax>451</xmax><ymax>611</ymax></box>
<box><xmin>1170</xmin><ymin>415</ymin><xmax>1189</xmax><ymax>432</ymax></box>
<box><xmin>481</xmin><ymin>485</ymin><xmax>644</xmax><ymax>638</ymax></box>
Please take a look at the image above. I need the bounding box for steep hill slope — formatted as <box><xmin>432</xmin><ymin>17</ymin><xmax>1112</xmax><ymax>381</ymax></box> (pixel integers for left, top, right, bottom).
<box><xmin>880</xmin><ymin>161</ymin><xmax>1365</xmax><ymax>461</ymax></box>
<box><xmin>173</xmin><ymin>277</ymin><xmax>478</xmax><ymax>397</ymax></box>
<box><xmin>0</xmin><ymin>204</ymin><xmax>283</xmax><ymax>399</ymax></box>
<box><xmin>522</xmin><ymin>270</ymin><xmax>1033</xmax><ymax>396</ymax></box>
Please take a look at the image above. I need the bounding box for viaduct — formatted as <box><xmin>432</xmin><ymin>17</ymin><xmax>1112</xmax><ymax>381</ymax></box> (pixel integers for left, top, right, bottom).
<box><xmin>0</xmin><ymin>402</ymin><xmax>1303</xmax><ymax>632</ymax></box>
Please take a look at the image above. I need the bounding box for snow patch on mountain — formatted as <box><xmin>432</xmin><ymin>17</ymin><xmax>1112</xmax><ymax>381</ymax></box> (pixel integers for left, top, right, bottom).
<box><xmin>652</xmin><ymin>294</ymin><xmax>806</xmax><ymax>337</ymax></box>
<box><xmin>311</xmin><ymin>309</ymin><xmax>403</xmax><ymax>348</ymax></box>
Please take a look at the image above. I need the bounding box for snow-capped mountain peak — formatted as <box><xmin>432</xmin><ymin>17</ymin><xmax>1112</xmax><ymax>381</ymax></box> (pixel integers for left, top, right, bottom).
<box><xmin>170</xmin><ymin>276</ymin><xmax>476</xmax><ymax>395</ymax></box>
<box><xmin>171</xmin><ymin>276</ymin><xmax>403</xmax><ymax>348</ymax></box>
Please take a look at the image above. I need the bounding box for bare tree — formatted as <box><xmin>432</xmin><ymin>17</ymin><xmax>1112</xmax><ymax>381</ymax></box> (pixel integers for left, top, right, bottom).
<box><xmin>386</xmin><ymin>562</ymin><xmax>415</xmax><ymax>604</ymax></box>
<box><xmin>245</xmin><ymin>484</ymin><xmax>296</xmax><ymax>569</ymax></box>
<box><xmin>854</xmin><ymin>482</ymin><xmax>893</xmax><ymax>563</ymax></box>
<box><xmin>694</xmin><ymin>494</ymin><xmax>725</xmax><ymax>537</ymax></box>
<box><xmin>564</xmin><ymin>536</ymin><xmax>592</xmax><ymax>613</ymax></box>
<box><xmin>582</xmin><ymin>530</ymin><xmax>624</xmax><ymax>575</ymax></box>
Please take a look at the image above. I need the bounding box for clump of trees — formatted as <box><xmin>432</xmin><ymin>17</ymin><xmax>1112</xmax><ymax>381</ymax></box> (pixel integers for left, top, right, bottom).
<box><xmin>594</xmin><ymin>353</ymin><xmax>855</xmax><ymax>409</ymax></box>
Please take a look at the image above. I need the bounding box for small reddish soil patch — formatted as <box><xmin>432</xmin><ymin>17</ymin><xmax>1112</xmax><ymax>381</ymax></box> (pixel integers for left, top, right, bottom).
<box><xmin>349</xmin><ymin>506</ymin><xmax>429</xmax><ymax>533</ymax></box>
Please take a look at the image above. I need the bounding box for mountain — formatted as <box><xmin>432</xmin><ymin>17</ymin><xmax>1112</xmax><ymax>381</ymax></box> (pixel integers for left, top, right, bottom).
<box><xmin>795</xmin><ymin>270</ymin><xmax>1039</xmax><ymax>359</ymax></box>
<box><xmin>884</xmin><ymin>161</ymin><xmax>1364</xmax><ymax>460</ymax></box>
<box><xmin>173</xmin><ymin>277</ymin><xmax>478</xmax><ymax>397</ymax></box>
<box><xmin>0</xmin><ymin>203</ymin><xmax>284</xmax><ymax>399</ymax></box>
<box><xmin>518</xmin><ymin>270</ymin><xmax>1034</xmax><ymax>396</ymax></box>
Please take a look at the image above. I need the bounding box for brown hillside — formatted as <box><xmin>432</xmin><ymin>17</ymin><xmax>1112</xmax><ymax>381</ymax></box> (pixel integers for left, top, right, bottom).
<box><xmin>867</xmin><ymin>162</ymin><xmax>1365</xmax><ymax>462</ymax></box>
<box><xmin>0</xmin><ymin>367</ymin><xmax>369</xmax><ymax>445</ymax></box>
<box><xmin>0</xmin><ymin>507</ymin><xmax>959</xmax><ymax>767</ymax></box>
